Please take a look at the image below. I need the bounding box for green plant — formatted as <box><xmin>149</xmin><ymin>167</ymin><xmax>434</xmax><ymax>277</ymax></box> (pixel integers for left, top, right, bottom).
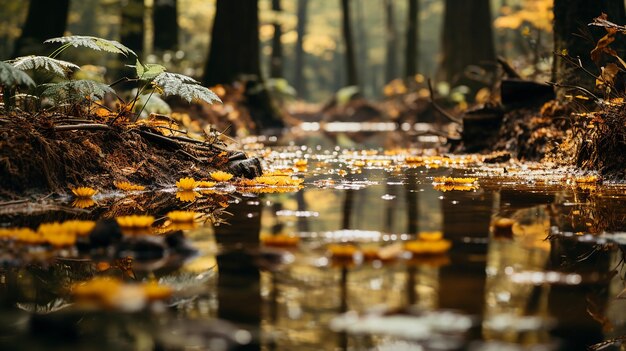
<box><xmin>1</xmin><ymin>35</ymin><xmax>221</xmax><ymax>120</ymax></box>
<box><xmin>0</xmin><ymin>61</ymin><xmax>35</xmax><ymax>110</ymax></box>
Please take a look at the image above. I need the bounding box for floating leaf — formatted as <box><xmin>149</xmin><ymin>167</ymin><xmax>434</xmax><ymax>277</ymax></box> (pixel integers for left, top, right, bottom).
<box><xmin>71</xmin><ymin>186</ymin><xmax>98</xmax><ymax>198</ymax></box>
<box><xmin>10</xmin><ymin>55</ymin><xmax>79</xmax><ymax>78</ymax></box>
<box><xmin>176</xmin><ymin>177</ymin><xmax>197</xmax><ymax>190</ymax></box>
<box><xmin>153</xmin><ymin>72</ymin><xmax>222</xmax><ymax>104</ymax></box>
<box><xmin>45</xmin><ymin>35</ymin><xmax>137</xmax><ymax>57</ymax></box>
<box><xmin>0</xmin><ymin>61</ymin><xmax>35</xmax><ymax>88</ymax></box>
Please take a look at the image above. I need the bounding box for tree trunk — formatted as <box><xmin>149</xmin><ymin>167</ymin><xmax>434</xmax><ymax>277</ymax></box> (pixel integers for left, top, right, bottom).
<box><xmin>355</xmin><ymin>0</ymin><xmax>369</xmax><ymax>94</ymax></box>
<box><xmin>405</xmin><ymin>0</ymin><xmax>419</xmax><ymax>79</ymax></box>
<box><xmin>438</xmin><ymin>0</ymin><xmax>496</xmax><ymax>91</ymax></box>
<box><xmin>13</xmin><ymin>0</ymin><xmax>70</xmax><ymax>57</ymax></box>
<box><xmin>294</xmin><ymin>0</ymin><xmax>308</xmax><ymax>97</ymax></box>
<box><xmin>384</xmin><ymin>0</ymin><xmax>397</xmax><ymax>83</ymax></box>
<box><xmin>270</xmin><ymin>0</ymin><xmax>283</xmax><ymax>78</ymax></box>
<box><xmin>553</xmin><ymin>0</ymin><xmax>626</xmax><ymax>92</ymax></box>
<box><xmin>120</xmin><ymin>0</ymin><xmax>145</xmax><ymax>59</ymax></box>
<box><xmin>203</xmin><ymin>0</ymin><xmax>284</xmax><ymax>131</ymax></box>
<box><xmin>340</xmin><ymin>0</ymin><xmax>358</xmax><ymax>87</ymax></box>
<box><xmin>153</xmin><ymin>0</ymin><xmax>179</xmax><ymax>52</ymax></box>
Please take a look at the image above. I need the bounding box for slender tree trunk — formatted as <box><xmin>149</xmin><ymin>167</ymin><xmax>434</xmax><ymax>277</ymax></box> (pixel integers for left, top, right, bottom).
<box><xmin>121</xmin><ymin>0</ymin><xmax>145</xmax><ymax>59</ymax></box>
<box><xmin>355</xmin><ymin>0</ymin><xmax>368</xmax><ymax>94</ymax></box>
<box><xmin>153</xmin><ymin>0</ymin><xmax>179</xmax><ymax>52</ymax></box>
<box><xmin>340</xmin><ymin>0</ymin><xmax>358</xmax><ymax>87</ymax></box>
<box><xmin>204</xmin><ymin>0</ymin><xmax>261</xmax><ymax>85</ymax></box>
<box><xmin>384</xmin><ymin>0</ymin><xmax>398</xmax><ymax>83</ymax></box>
<box><xmin>553</xmin><ymin>0</ymin><xmax>626</xmax><ymax>92</ymax></box>
<box><xmin>203</xmin><ymin>0</ymin><xmax>284</xmax><ymax>131</ymax></box>
<box><xmin>13</xmin><ymin>0</ymin><xmax>70</xmax><ymax>57</ymax></box>
<box><xmin>270</xmin><ymin>0</ymin><xmax>283</xmax><ymax>78</ymax></box>
<box><xmin>294</xmin><ymin>0</ymin><xmax>308</xmax><ymax>97</ymax></box>
<box><xmin>438</xmin><ymin>0</ymin><xmax>496</xmax><ymax>91</ymax></box>
<box><xmin>405</xmin><ymin>0</ymin><xmax>419</xmax><ymax>79</ymax></box>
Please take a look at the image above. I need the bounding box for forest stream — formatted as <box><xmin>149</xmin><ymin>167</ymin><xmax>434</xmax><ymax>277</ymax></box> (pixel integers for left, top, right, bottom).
<box><xmin>1</xmin><ymin>126</ymin><xmax>625</xmax><ymax>351</ymax></box>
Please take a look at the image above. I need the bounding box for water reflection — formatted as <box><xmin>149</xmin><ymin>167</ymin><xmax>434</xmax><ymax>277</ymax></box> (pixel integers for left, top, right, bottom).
<box><xmin>4</xmin><ymin>147</ymin><xmax>626</xmax><ymax>350</ymax></box>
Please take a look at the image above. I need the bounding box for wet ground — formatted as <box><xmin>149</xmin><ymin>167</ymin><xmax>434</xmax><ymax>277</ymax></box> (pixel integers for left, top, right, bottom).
<box><xmin>1</xmin><ymin>130</ymin><xmax>626</xmax><ymax>351</ymax></box>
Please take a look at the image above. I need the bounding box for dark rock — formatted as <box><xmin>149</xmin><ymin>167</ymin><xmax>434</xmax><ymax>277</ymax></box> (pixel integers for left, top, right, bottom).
<box><xmin>87</xmin><ymin>219</ymin><xmax>122</xmax><ymax>249</ymax></box>
<box><xmin>483</xmin><ymin>152</ymin><xmax>512</xmax><ymax>164</ymax></box>
<box><xmin>501</xmin><ymin>79</ymin><xmax>555</xmax><ymax>108</ymax></box>
<box><xmin>462</xmin><ymin>104</ymin><xmax>505</xmax><ymax>153</ymax></box>
<box><xmin>228</xmin><ymin>157</ymin><xmax>262</xmax><ymax>179</ymax></box>
<box><xmin>116</xmin><ymin>236</ymin><xmax>165</xmax><ymax>261</ymax></box>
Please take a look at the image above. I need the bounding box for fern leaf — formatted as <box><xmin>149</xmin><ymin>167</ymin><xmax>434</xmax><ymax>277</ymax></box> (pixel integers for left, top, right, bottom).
<box><xmin>10</xmin><ymin>55</ymin><xmax>79</xmax><ymax>78</ymax></box>
<box><xmin>153</xmin><ymin>72</ymin><xmax>222</xmax><ymax>104</ymax></box>
<box><xmin>0</xmin><ymin>61</ymin><xmax>35</xmax><ymax>88</ymax></box>
<box><xmin>42</xmin><ymin>79</ymin><xmax>114</xmax><ymax>103</ymax></box>
<box><xmin>45</xmin><ymin>36</ymin><xmax>137</xmax><ymax>57</ymax></box>
<box><xmin>135</xmin><ymin>59</ymin><xmax>166</xmax><ymax>80</ymax></box>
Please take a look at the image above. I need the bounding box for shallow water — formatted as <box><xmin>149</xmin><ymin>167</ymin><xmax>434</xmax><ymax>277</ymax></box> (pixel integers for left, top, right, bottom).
<box><xmin>2</xmin><ymin>140</ymin><xmax>626</xmax><ymax>351</ymax></box>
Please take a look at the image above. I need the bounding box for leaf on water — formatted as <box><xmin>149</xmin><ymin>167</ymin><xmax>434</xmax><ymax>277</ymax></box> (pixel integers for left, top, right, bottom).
<box><xmin>0</xmin><ymin>61</ymin><xmax>35</xmax><ymax>88</ymax></box>
<box><xmin>10</xmin><ymin>55</ymin><xmax>79</xmax><ymax>78</ymax></box>
<box><xmin>45</xmin><ymin>35</ymin><xmax>137</xmax><ymax>57</ymax></box>
<box><xmin>42</xmin><ymin>79</ymin><xmax>114</xmax><ymax>103</ymax></box>
<box><xmin>135</xmin><ymin>59</ymin><xmax>166</xmax><ymax>80</ymax></box>
<box><xmin>153</xmin><ymin>72</ymin><xmax>222</xmax><ymax>104</ymax></box>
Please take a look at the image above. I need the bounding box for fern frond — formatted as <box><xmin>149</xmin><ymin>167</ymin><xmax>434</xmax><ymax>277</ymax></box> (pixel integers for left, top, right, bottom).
<box><xmin>45</xmin><ymin>36</ymin><xmax>137</xmax><ymax>57</ymax></box>
<box><xmin>10</xmin><ymin>56</ymin><xmax>79</xmax><ymax>78</ymax></box>
<box><xmin>153</xmin><ymin>72</ymin><xmax>222</xmax><ymax>104</ymax></box>
<box><xmin>0</xmin><ymin>62</ymin><xmax>35</xmax><ymax>88</ymax></box>
<box><xmin>134</xmin><ymin>59</ymin><xmax>166</xmax><ymax>80</ymax></box>
<box><xmin>42</xmin><ymin>80</ymin><xmax>114</xmax><ymax>103</ymax></box>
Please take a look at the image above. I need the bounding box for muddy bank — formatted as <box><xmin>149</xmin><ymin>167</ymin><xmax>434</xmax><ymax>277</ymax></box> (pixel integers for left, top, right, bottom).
<box><xmin>0</xmin><ymin>112</ymin><xmax>261</xmax><ymax>200</ymax></box>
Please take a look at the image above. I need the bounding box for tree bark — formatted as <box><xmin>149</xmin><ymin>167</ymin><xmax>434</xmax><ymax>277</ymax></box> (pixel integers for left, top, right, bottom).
<box><xmin>405</xmin><ymin>0</ymin><xmax>419</xmax><ymax>79</ymax></box>
<box><xmin>294</xmin><ymin>0</ymin><xmax>308</xmax><ymax>97</ymax></box>
<box><xmin>153</xmin><ymin>0</ymin><xmax>179</xmax><ymax>52</ymax></box>
<box><xmin>384</xmin><ymin>0</ymin><xmax>398</xmax><ymax>83</ymax></box>
<box><xmin>203</xmin><ymin>0</ymin><xmax>284</xmax><ymax>131</ymax></box>
<box><xmin>120</xmin><ymin>0</ymin><xmax>145</xmax><ymax>59</ymax></box>
<box><xmin>553</xmin><ymin>0</ymin><xmax>626</xmax><ymax>92</ymax></box>
<box><xmin>13</xmin><ymin>0</ymin><xmax>70</xmax><ymax>57</ymax></box>
<box><xmin>340</xmin><ymin>0</ymin><xmax>358</xmax><ymax>87</ymax></box>
<box><xmin>355</xmin><ymin>0</ymin><xmax>369</xmax><ymax>93</ymax></box>
<box><xmin>270</xmin><ymin>0</ymin><xmax>283</xmax><ymax>78</ymax></box>
<box><xmin>438</xmin><ymin>0</ymin><xmax>496</xmax><ymax>91</ymax></box>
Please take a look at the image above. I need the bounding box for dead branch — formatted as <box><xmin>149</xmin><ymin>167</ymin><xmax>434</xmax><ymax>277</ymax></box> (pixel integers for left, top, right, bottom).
<box><xmin>547</xmin><ymin>82</ymin><xmax>602</xmax><ymax>102</ymax></box>
<box><xmin>427</xmin><ymin>79</ymin><xmax>462</xmax><ymax>124</ymax></box>
<box><xmin>53</xmin><ymin>124</ymin><xmax>112</xmax><ymax>132</ymax></box>
<box><xmin>496</xmin><ymin>56</ymin><xmax>522</xmax><ymax>79</ymax></box>
<box><xmin>589</xmin><ymin>16</ymin><xmax>626</xmax><ymax>32</ymax></box>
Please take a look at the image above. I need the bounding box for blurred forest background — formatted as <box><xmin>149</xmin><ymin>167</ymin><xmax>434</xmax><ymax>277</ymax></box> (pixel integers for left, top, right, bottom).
<box><xmin>0</xmin><ymin>0</ymin><xmax>553</xmax><ymax>103</ymax></box>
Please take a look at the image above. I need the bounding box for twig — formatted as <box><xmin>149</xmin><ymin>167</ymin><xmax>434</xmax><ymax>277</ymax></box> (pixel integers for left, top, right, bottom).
<box><xmin>54</xmin><ymin>123</ymin><xmax>112</xmax><ymax>132</ymax></box>
<box><xmin>55</xmin><ymin>119</ymin><xmax>98</xmax><ymax>124</ymax></box>
<box><xmin>496</xmin><ymin>56</ymin><xmax>521</xmax><ymax>79</ymax></box>
<box><xmin>427</xmin><ymin>79</ymin><xmax>462</xmax><ymax>124</ymax></box>
<box><xmin>0</xmin><ymin>199</ymin><xmax>29</xmax><ymax>207</ymax></box>
<box><xmin>547</xmin><ymin>82</ymin><xmax>602</xmax><ymax>102</ymax></box>
<box><xmin>554</xmin><ymin>51</ymin><xmax>600</xmax><ymax>81</ymax></box>
<box><xmin>175</xmin><ymin>149</ymin><xmax>200</xmax><ymax>162</ymax></box>
<box><xmin>169</xmin><ymin>135</ymin><xmax>227</xmax><ymax>151</ymax></box>
<box><xmin>135</xmin><ymin>129</ymin><xmax>181</xmax><ymax>148</ymax></box>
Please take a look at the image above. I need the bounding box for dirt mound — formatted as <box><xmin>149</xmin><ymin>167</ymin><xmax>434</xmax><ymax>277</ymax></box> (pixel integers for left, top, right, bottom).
<box><xmin>492</xmin><ymin>100</ymin><xmax>572</xmax><ymax>161</ymax></box>
<box><xmin>0</xmin><ymin>112</ymin><xmax>261</xmax><ymax>200</ymax></box>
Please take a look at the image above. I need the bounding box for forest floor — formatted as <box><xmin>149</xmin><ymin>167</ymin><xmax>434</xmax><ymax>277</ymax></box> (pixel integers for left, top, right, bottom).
<box><xmin>0</xmin><ymin>111</ymin><xmax>261</xmax><ymax>200</ymax></box>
